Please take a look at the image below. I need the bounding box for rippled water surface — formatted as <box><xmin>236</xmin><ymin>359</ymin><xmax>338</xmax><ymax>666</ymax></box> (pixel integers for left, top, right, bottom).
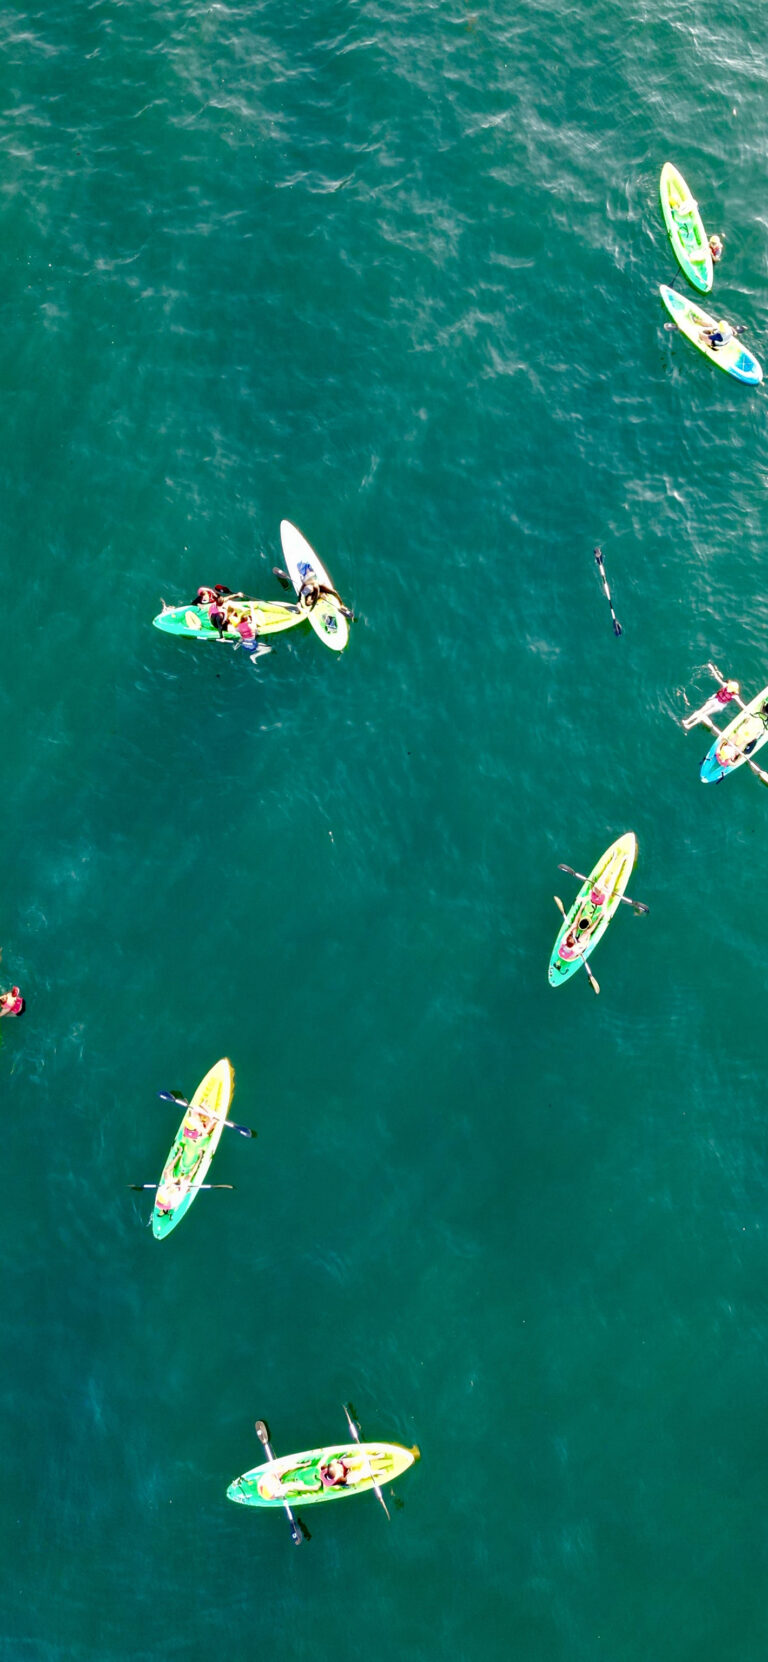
<box><xmin>2</xmin><ymin>2</ymin><xmax>768</xmax><ymax>1658</ymax></box>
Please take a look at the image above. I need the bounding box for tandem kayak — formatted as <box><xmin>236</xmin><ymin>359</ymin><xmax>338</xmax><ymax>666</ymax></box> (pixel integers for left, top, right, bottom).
<box><xmin>548</xmin><ymin>833</ymin><xmax>637</xmax><ymax>987</ymax></box>
<box><xmin>279</xmin><ymin>521</ymin><xmax>350</xmax><ymax>652</ymax></box>
<box><xmin>700</xmin><ymin>683</ymin><xmax>768</xmax><ymax>783</ymax></box>
<box><xmin>659</xmin><ymin>286</ymin><xmax>762</xmax><ymax>385</ymax></box>
<box><xmin>152</xmin><ymin>1058</ymin><xmax>234</xmax><ymax>1239</ymax></box>
<box><xmin>227</xmin><ymin>1441</ymin><xmax>418</xmax><ymax>1508</ymax></box>
<box><xmin>659</xmin><ymin>163</ymin><xmax>713</xmax><ymax>293</ymax></box>
<box><xmin>153</xmin><ymin>598</ymin><xmax>304</xmax><ymax>640</ymax></box>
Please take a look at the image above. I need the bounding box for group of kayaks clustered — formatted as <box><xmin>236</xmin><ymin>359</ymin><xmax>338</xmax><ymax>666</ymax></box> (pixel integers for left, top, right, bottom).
<box><xmin>6</xmin><ymin>164</ymin><xmax>763</xmax><ymax>1547</ymax></box>
<box><xmin>150</xmin><ymin>518</ymin><xmax>415</xmax><ymax>1542</ymax></box>
<box><xmin>549</xmin><ymin>162</ymin><xmax>768</xmax><ymax>994</ymax></box>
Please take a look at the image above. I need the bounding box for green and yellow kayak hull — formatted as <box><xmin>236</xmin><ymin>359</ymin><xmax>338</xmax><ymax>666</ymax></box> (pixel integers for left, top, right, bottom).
<box><xmin>227</xmin><ymin>1441</ymin><xmax>418</xmax><ymax>1507</ymax></box>
<box><xmin>660</xmin><ymin>286</ymin><xmax>762</xmax><ymax>384</ymax></box>
<box><xmin>153</xmin><ymin>599</ymin><xmax>304</xmax><ymax>640</ymax></box>
<box><xmin>659</xmin><ymin>162</ymin><xmax>712</xmax><ymax>293</ymax></box>
<box><xmin>152</xmin><ymin>1058</ymin><xmax>233</xmax><ymax>1239</ymax></box>
<box><xmin>548</xmin><ymin>833</ymin><xmax>637</xmax><ymax>987</ymax></box>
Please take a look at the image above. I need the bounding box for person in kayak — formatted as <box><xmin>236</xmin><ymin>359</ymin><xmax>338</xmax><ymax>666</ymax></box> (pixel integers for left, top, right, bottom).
<box><xmin>0</xmin><ymin>985</ymin><xmax>25</xmax><ymax>1016</ymax></box>
<box><xmin>155</xmin><ymin>1178</ymin><xmax>184</xmax><ymax>1215</ymax></box>
<box><xmin>194</xmin><ymin>584</ymin><xmax>232</xmax><ymax>607</ymax></box>
<box><xmin>682</xmin><ymin>677</ymin><xmax>741</xmax><ymax>730</ymax></box>
<box><xmin>709</xmin><ymin>233</ymin><xmax>724</xmax><ymax>263</ymax></box>
<box><xmin>699</xmin><ymin>319</ymin><xmax>741</xmax><ymax>351</ymax></box>
<box><xmin>183</xmin><ymin>1108</ymin><xmax>213</xmax><ymax>1144</ymax></box>
<box><xmin>319</xmin><ymin>1458</ymin><xmax>350</xmax><ymax>1489</ymax></box>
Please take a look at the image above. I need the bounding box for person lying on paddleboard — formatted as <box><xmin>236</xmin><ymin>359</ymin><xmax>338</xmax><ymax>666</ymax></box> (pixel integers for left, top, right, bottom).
<box><xmin>0</xmin><ymin>985</ymin><xmax>25</xmax><ymax>1016</ymax></box>
<box><xmin>682</xmin><ymin>677</ymin><xmax>740</xmax><ymax>730</ymax></box>
<box><xmin>298</xmin><ymin>575</ymin><xmax>353</xmax><ymax>620</ymax></box>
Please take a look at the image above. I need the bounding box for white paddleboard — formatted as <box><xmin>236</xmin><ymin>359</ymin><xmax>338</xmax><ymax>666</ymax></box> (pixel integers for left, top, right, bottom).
<box><xmin>279</xmin><ymin>520</ymin><xmax>350</xmax><ymax>652</ymax></box>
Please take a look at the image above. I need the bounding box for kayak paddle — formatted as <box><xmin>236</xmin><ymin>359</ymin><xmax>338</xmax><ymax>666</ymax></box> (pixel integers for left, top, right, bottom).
<box><xmin>557</xmin><ymin>865</ymin><xmax>649</xmax><ymax>915</ymax></box>
<box><xmin>553</xmin><ymin>895</ymin><xmax>600</xmax><ymax>996</ymax></box>
<box><xmin>157</xmin><ymin>1090</ymin><xmax>257</xmax><ymax>1139</ymax></box>
<box><xmin>594</xmin><ymin>547</ymin><xmax>622</xmax><ymax>637</ymax></box>
<box><xmin>128</xmin><ymin>1183</ymin><xmax>235</xmax><ymax>1192</ymax></box>
<box><xmin>342</xmin><ymin>1403</ymin><xmax>390</xmax><ymax>1521</ymax></box>
<box><xmin>255</xmin><ymin>1421</ymin><xmax>304</xmax><ymax>1545</ymax></box>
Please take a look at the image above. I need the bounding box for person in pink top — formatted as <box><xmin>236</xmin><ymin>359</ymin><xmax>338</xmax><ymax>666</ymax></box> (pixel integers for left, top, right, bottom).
<box><xmin>0</xmin><ymin>986</ymin><xmax>25</xmax><ymax>1017</ymax></box>
<box><xmin>682</xmin><ymin>669</ymin><xmax>741</xmax><ymax>731</ymax></box>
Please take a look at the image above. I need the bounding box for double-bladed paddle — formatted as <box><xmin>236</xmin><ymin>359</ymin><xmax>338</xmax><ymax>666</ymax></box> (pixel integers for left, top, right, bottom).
<box><xmin>553</xmin><ymin>895</ymin><xmax>600</xmax><ymax>996</ymax></box>
<box><xmin>594</xmin><ymin>547</ymin><xmax>622</xmax><ymax>636</ymax></box>
<box><xmin>255</xmin><ymin>1420</ymin><xmax>304</xmax><ymax>1545</ymax></box>
<box><xmin>128</xmin><ymin>1183</ymin><xmax>235</xmax><ymax>1192</ymax></box>
<box><xmin>342</xmin><ymin>1402</ymin><xmax>390</xmax><ymax>1521</ymax></box>
<box><xmin>157</xmin><ymin>1090</ymin><xmax>257</xmax><ymax>1139</ymax></box>
<box><xmin>557</xmin><ymin>864</ymin><xmax>649</xmax><ymax>915</ymax></box>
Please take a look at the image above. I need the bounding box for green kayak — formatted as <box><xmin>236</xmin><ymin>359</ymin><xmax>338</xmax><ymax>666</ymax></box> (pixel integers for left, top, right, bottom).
<box><xmin>227</xmin><ymin>1440</ymin><xmax>419</xmax><ymax>1508</ymax></box>
<box><xmin>659</xmin><ymin>162</ymin><xmax>713</xmax><ymax>293</ymax></box>
<box><xmin>548</xmin><ymin>834</ymin><xmax>637</xmax><ymax>987</ymax></box>
<box><xmin>153</xmin><ymin>1059</ymin><xmax>233</xmax><ymax>1239</ymax></box>
<box><xmin>153</xmin><ymin>598</ymin><xmax>304</xmax><ymax>640</ymax></box>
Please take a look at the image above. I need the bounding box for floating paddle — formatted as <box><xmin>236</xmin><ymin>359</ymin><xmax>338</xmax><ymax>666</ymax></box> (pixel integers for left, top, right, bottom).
<box><xmin>699</xmin><ymin>716</ymin><xmax>768</xmax><ymax>786</ymax></box>
<box><xmin>272</xmin><ymin>566</ymin><xmax>293</xmax><ymax>591</ymax></box>
<box><xmin>255</xmin><ymin>1421</ymin><xmax>304</xmax><ymax>1546</ymax></box>
<box><xmin>557</xmin><ymin>864</ymin><xmax>649</xmax><ymax>915</ymax></box>
<box><xmin>128</xmin><ymin>1183</ymin><xmax>235</xmax><ymax>1192</ymax></box>
<box><xmin>343</xmin><ymin>1402</ymin><xmax>390</xmax><ymax>1521</ymax></box>
<box><xmin>553</xmin><ymin>895</ymin><xmax>600</xmax><ymax>995</ymax></box>
<box><xmin>157</xmin><ymin>1090</ymin><xmax>257</xmax><ymax>1139</ymax></box>
<box><xmin>594</xmin><ymin>547</ymin><xmax>622</xmax><ymax>637</ymax></box>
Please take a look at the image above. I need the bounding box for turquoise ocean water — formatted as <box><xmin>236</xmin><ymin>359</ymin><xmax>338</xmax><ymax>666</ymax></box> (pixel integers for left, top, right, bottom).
<box><xmin>3</xmin><ymin>1</ymin><xmax>768</xmax><ymax>1657</ymax></box>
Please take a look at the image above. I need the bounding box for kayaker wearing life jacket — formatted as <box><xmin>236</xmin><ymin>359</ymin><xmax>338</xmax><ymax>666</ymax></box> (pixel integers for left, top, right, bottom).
<box><xmin>194</xmin><ymin>584</ymin><xmax>232</xmax><ymax>607</ymax></box>
<box><xmin>0</xmin><ymin>986</ymin><xmax>24</xmax><ymax>1016</ymax></box>
<box><xmin>319</xmin><ymin>1459</ymin><xmax>350</xmax><ymax>1489</ymax></box>
<box><xmin>156</xmin><ymin>1178</ymin><xmax>184</xmax><ymax>1215</ymax></box>
<box><xmin>700</xmin><ymin>320</ymin><xmax>738</xmax><ymax>352</ymax></box>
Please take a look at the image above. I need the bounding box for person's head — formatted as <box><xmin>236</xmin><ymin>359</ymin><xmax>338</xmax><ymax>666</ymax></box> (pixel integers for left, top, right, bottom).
<box><xmin>718</xmin><ymin>740</ymin><xmax>737</xmax><ymax>764</ymax></box>
<box><xmin>327</xmin><ymin>1460</ymin><xmax>346</xmax><ymax>1482</ymax></box>
<box><xmin>726</xmin><ymin>680</ymin><xmax>739</xmax><ymax>694</ymax></box>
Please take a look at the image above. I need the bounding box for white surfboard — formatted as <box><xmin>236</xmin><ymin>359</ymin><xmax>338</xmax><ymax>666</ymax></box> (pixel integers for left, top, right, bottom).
<box><xmin>279</xmin><ymin>520</ymin><xmax>350</xmax><ymax>652</ymax></box>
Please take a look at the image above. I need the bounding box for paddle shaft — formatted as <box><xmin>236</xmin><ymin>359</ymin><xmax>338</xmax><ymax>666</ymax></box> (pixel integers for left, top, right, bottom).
<box><xmin>255</xmin><ymin>1422</ymin><xmax>303</xmax><ymax>1545</ymax></box>
<box><xmin>594</xmin><ymin>547</ymin><xmax>622</xmax><ymax>636</ymax></box>
<box><xmin>553</xmin><ymin>895</ymin><xmax>600</xmax><ymax>995</ymax></box>
<box><xmin>157</xmin><ymin>1091</ymin><xmax>256</xmax><ymax>1139</ymax></box>
<box><xmin>557</xmin><ymin>865</ymin><xmax>648</xmax><ymax>914</ymax></box>
<box><xmin>342</xmin><ymin>1403</ymin><xmax>390</xmax><ymax>1521</ymax></box>
<box><xmin>128</xmin><ymin>1183</ymin><xmax>234</xmax><ymax>1192</ymax></box>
